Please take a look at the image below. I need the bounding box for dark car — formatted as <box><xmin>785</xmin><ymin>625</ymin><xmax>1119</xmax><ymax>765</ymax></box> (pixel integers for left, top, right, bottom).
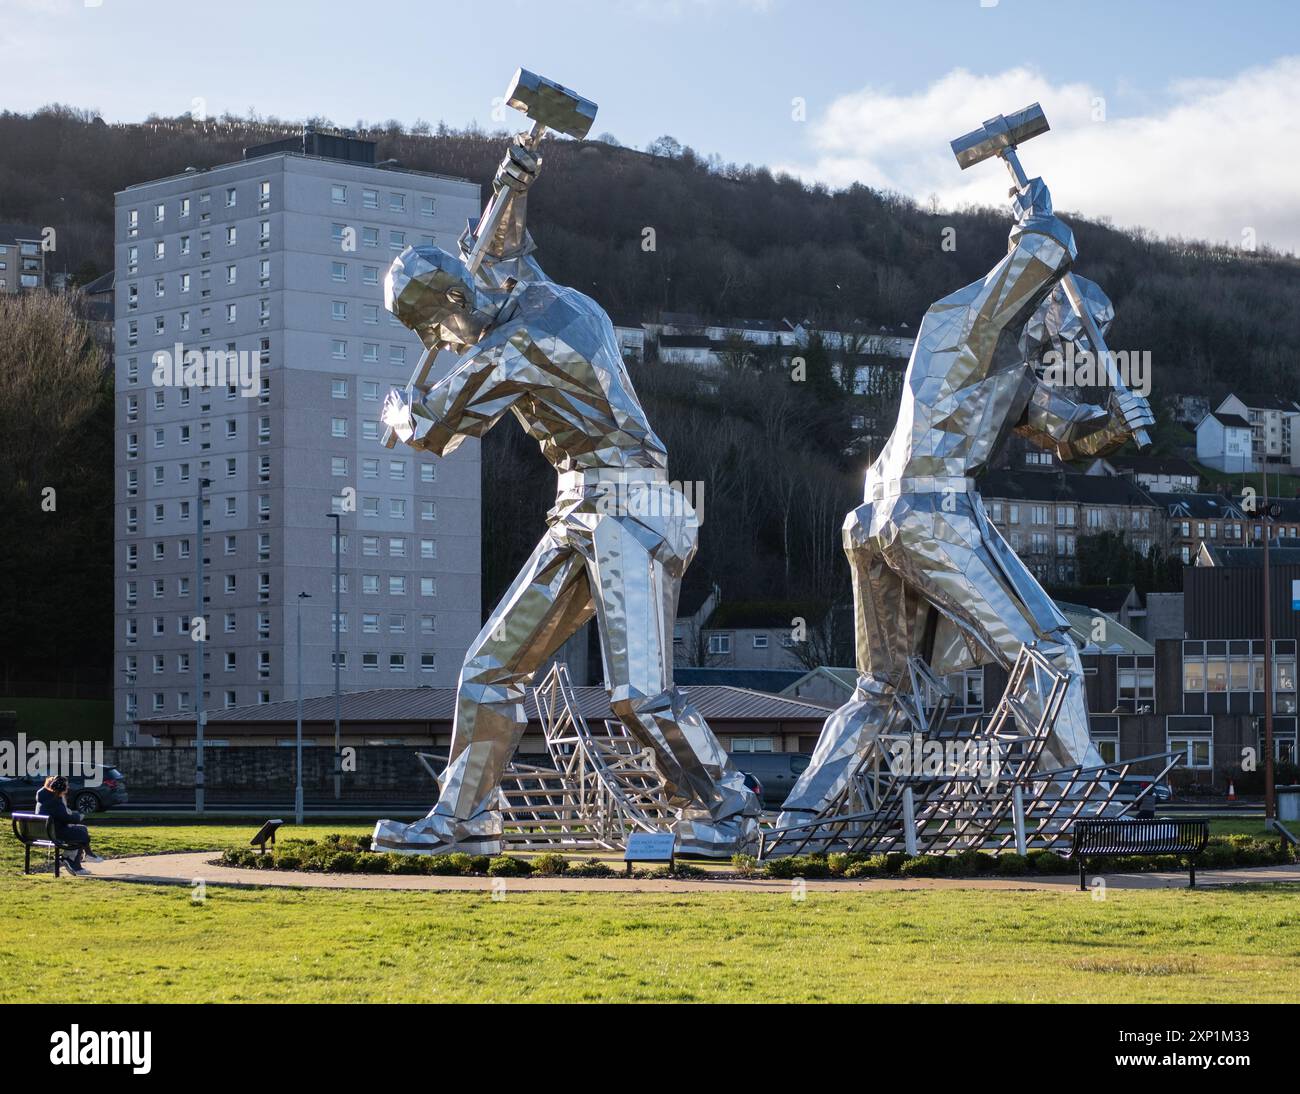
<box><xmin>0</xmin><ymin>766</ymin><xmax>128</xmax><ymax>816</ymax></box>
<box><xmin>1115</xmin><ymin>776</ymin><xmax>1173</xmax><ymax>809</ymax></box>
<box><xmin>728</xmin><ymin>752</ymin><xmax>811</xmax><ymax>809</ymax></box>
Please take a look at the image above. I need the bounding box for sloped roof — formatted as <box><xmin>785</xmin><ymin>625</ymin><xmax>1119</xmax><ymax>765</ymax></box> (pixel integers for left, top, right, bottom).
<box><xmin>978</xmin><ymin>469</ymin><xmax>1156</xmax><ymax>507</ymax></box>
<box><xmin>140</xmin><ymin>683</ymin><xmax>835</xmax><ymax>729</ymax></box>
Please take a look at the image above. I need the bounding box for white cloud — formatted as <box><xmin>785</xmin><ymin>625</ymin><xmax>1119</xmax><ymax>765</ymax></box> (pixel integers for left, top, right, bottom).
<box><xmin>778</xmin><ymin>58</ymin><xmax>1300</xmax><ymax>254</ymax></box>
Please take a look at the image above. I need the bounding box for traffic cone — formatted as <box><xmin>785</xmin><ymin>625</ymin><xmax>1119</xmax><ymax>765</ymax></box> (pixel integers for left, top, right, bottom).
<box><xmin>1227</xmin><ymin>779</ymin><xmax>1237</xmax><ymax>802</ymax></box>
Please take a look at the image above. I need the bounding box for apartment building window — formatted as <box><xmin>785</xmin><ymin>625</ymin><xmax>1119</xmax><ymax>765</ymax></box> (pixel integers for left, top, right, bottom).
<box><xmin>362</xmin><ymin>343</ymin><xmax>379</xmax><ymax>363</ymax></box>
<box><xmin>180</xmin><ymin>235</ymin><xmax>191</xmax><ymax>256</ymax></box>
<box><xmin>225</xmin><ymin>187</ymin><xmax>237</xmax><ymax>208</ymax></box>
<box><xmin>331</xmin><ymin>417</ymin><xmax>348</xmax><ymax>438</ymax></box>
<box><xmin>389</xmin><ymin>538</ymin><xmax>406</xmax><ymax>558</ymax></box>
<box><xmin>362</xmin><ymin>266</ymin><xmax>379</xmax><ymax>286</ymax></box>
<box><xmin>331</xmin><ymin>339</ymin><xmax>347</xmax><ymax>360</ymax></box>
<box><xmin>259</xmin><ymin>181</ymin><xmax>271</xmax><ymax>208</ymax></box>
<box><xmin>1055</xmin><ymin>505</ymin><xmax>1074</xmax><ymax>526</ymax></box>
<box><xmin>179</xmin><ymin>197</ymin><xmax>191</xmax><ymax>218</ymax></box>
<box><xmin>709</xmin><ymin>634</ymin><xmax>732</xmax><ymax>655</ymax></box>
<box><xmin>257</xmin><ymin>612</ymin><xmax>270</xmax><ymax>639</ymax></box>
<box><xmin>331</xmin><ymin>611</ymin><xmax>348</xmax><ymax>635</ymax></box>
<box><xmin>420</xmin><ymin>539</ymin><xmax>436</xmax><ymax>560</ymax></box>
<box><xmin>226</xmin><ymin>303</ymin><xmax>237</xmax><ymax>323</ymax></box>
<box><xmin>331</xmin><ymin>652</ymin><xmax>348</xmax><ymax>670</ymax></box>
<box><xmin>419</xmin><ymin>196</ymin><xmax>436</xmax><ymax>217</ymax></box>
<box><xmin>420</xmin><ymin>616</ymin><xmax>436</xmax><ymax>636</ymax></box>
<box><xmin>362</xmin><ymin>189</ymin><xmax>378</xmax><ymax>209</ymax></box>
<box><xmin>362</xmin><ymin>421</ymin><xmax>379</xmax><ymax>441</ymax></box>
<box><xmin>331</xmin><ymin>300</ymin><xmax>347</xmax><ymax>322</ymax></box>
<box><xmin>331</xmin><ymin>223</ymin><xmax>348</xmax><ymax>244</ymax></box>
<box><xmin>331</xmin><ymin>457</ymin><xmax>349</xmax><ymax>478</ymax></box>
<box><xmin>331</xmin><ymin>260</ymin><xmax>347</xmax><ymax>283</ymax></box>
<box><xmin>362</xmin><ymin>575</ymin><xmax>380</xmax><ymax>596</ymax></box>
<box><xmin>389</xmin><ymin>576</ymin><xmax>406</xmax><ymax>596</ymax></box>
<box><xmin>363</xmin><ymin>496</ymin><xmax>380</xmax><ymax>517</ymax></box>
<box><xmin>388</xmin><ymin>460</ymin><xmax>406</xmax><ymax>481</ymax></box>
<box><xmin>389</xmin><ymin>498</ymin><xmax>406</xmax><ymax>519</ymax></box>
<box><xmin>154</xmin><ymin>241</ymin><xmax>165</xmax><ymax>261</ymax></box>
<box><xmin>421</xmin><ymin>653</ymin><xmax>436</xmax><ymax>672</ymax></box>
<box><xmin>225</xmin><ymin>226</ymin><xmax>237</xmax><ymax>246</ymax></box>
<box><xmin>389</xmin><ymin>229</ymin><xmax>405</xmax><ymax>251</ymax></box>
<box><xmin>362</xmin><ymin>653</ymin><xmax>379</xmax><ymax>671</ymax></box>
<box><xmin>362</xmin><ymin>227</ymin><xmax>379</xmax><ymax>248</ymax></box>
<box><xmin>259</xmin><ymin>650</ymin><xmax>271</xmax><ymax>678</ymax></box>
<box><xmin>420</xmin><ymin>501</ymin><xmax>436</xmax><ymax>522</ymax></box>
<box><xmin>331</xmin><ymin>184</ymin><xmax>348</xmax><ymax>204</ymax></box>
<box><xmin>389</xmin><ymin>193</ymin><xmax>406</xmax><ymax>212</ymax></box>
<box><xmin>127</xmin><ymin>209</ymin><xmax>139</xmax><ymax>236</ymax></box>
<box><xmin>259</xmin><ymin>259</ymin><xmax>270</xmax><ymax>286</ymax></box>
<box><xmin>420</xmin><ymin>577</ymin><xmax>436</xmax><ymax>597</ymax></box>
<box><xmin>363</xmin><ymin>304</ymin><xmax>379</xmax><ymax>324</ymax></box>
<box><xmin>389</xmin><ymin>346</ymin><xmax>405</xmax><ymax>366</ymax></box>
<box><xmin>362</xmin><ymin>535</ymin><xmax>380</xmax><ymax>556</ymax></box>
<box><xmin>389</xmin><ymin>653</ymin><xmax>406</xmax><ymax>672</ymax></box>
<box><xmin>127</xmin><ymin>246</ymin><xmax>138</xmax><ymax>273</ymax></box>
<box><xmin>421</xmin><ymin>464</ymin><xmax>437</xmax><ymax>484</ymax></box>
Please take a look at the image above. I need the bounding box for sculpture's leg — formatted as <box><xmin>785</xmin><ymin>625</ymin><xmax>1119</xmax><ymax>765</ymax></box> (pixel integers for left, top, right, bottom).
<box><xmin>372</xmin><ymin>527</ymin><xmax>593</xmax><ymax>853</ymax></box>
<box><xmin>778</xmin><ymin>507</ymin><xmax>920</xmax><ymax>822</ymax></box>
<box><xmin>586</xmin><ymin>488</ymin><xmax>758</xmax><ymax>856</ymax></box>
<box><xmin>888</xmin><ymin>507</ymin><xmax>1098</xmax><ymax>771</ymax></box>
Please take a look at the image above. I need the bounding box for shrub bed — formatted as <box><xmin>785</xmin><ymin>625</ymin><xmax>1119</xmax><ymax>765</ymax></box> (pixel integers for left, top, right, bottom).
<box><xmin>753</xmin><ymin>836</ymin><xmax>1293</xmax><ymax>880</ymax></box>
<box><xmin>215</xmin><ymin>833</ymin><xmax>1293</xmax><ymax>880</ymax></box>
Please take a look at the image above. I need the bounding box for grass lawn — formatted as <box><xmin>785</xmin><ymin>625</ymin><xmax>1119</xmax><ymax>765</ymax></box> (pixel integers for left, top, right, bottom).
<box><xmin>1</xmin><ymin>820</ymin><xmax>1298</xmax><ymax>1003</ymax></box>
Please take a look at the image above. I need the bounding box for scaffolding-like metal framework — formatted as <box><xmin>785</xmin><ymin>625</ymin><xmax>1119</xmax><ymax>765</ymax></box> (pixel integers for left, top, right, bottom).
<box><xmin>757</xmin><ymin>645</ymin><xmax>1183</xmax><ymax>860</ymax></box>
<box><xmin>416</xmin><ymin>652</ymin><xmax>1181</xmax><ymax>858</ymax></box>
<box><xmin>494</xmin><ymin>663</ymin><xmax>674</xmax><ymax>850</ymax></box>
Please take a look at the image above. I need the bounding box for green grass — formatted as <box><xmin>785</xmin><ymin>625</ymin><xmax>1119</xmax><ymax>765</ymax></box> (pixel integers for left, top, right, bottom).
<box><xmin>1</xmin><ymin>820</ymin><xmax>1299</xmax><ymax>1002</ymax></box>
<box><xmin>2</xmin><ymin>697</ymin><xmax>114</xmax><ymax>742</ymax></box>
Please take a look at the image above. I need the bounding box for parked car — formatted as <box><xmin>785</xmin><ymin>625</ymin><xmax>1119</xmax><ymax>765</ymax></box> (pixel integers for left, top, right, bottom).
<box><xmin>1115</xmin><ymin>776</ymin><xmax>1173</xmax><ymax>808</ymax></box>
<box><xmin>740</xmin><ymin>770</ymin><xmax>764</xmax><ymax>804</ymax></box>
<box><xmin>728</xmin><ymin>752</ymin><xmax>811</xmax><ymax>809</ymax></box>
<box><xmin>0</xmin><ymin>766</ymin><xmax>128</xmax><ymax>816</ymax></box>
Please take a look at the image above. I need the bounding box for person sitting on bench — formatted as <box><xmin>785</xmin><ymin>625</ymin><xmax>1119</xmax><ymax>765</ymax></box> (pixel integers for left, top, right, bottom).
<box><xmin>35</xmin><ymin>776</ymin><xmax>102</xmax><ymax>871</ymax></box>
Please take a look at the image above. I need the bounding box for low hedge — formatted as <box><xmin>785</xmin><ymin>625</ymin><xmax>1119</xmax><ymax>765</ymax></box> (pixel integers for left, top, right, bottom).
<box><xmin>218</xmin><ymin>839</ymin><xmax>704</xmax><ymax>879</ymax></box>
<box><xmin>750</xmin><ymin>836</ymin><xmax>1294</xmax><ymax>880</ymax></box>
<box><xmin>217</xmin><ymin>832</ymin><xmax>1294</xmax><ymax>880</ymax></box>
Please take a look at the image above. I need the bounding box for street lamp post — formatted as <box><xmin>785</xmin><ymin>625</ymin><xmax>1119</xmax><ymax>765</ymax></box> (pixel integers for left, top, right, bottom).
<box><xmin>194</xmin><ymin>478</ymin><xmax>211</xmax><ymax>814</ymax></box>
<box><xmin>1263</xmin><ymin>470</ymin><xmax>1276</xmax><ymax>821</ymax></box>
<box><xmin>327</xmin><ymin>512</ymin><xmax>342</xmax><ymax>800</ymax></box>
<box><xmin>295</xmin><ymin>590</ymin><xmax>312</xmax><ymax>826</ymax></box>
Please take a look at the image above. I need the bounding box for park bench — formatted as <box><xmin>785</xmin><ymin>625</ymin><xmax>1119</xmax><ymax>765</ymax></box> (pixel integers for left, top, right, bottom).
<box><xmin>11</xmin><ymin>812</ymin><xmax>78</xmax><ymax>877</ymax></box>
<box><xmin>1071</xmin><ymin>817</ymin><xmax>1210</xmax><ymax>890</ymax></box>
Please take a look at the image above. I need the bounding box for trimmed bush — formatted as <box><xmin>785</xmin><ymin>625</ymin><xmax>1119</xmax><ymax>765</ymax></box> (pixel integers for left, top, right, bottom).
<box><xmin>1026</xmin><ymin>850</ymin><xmax>1072</xmax><ymax>875</ymax></box>
<box><xmin>567</xmin><ymin>858</ymin><xmax>615</xmax><ymax>878</ymax></box>
<box><xmin>530</xmin><ymin>853</ymin><xmax>569</xmax><ymax>876</ymax></box>
<box><xmin>731</xmin><ymin>853</ymin><xmax>759</xmax><ymax>878</ymax></box>
<box><xmin>487</xmin><ymin>855</ymin><xmax>532</xmax><ymax>877</ymax></box>
<box><xmin>899</xmin><ymin>854</ymin><xmax>950</xmax><ymax>877</ymax></box>
<box><xmin>994</xmin><ymin>852</ymin><xmax>1028</xmax><ymax>876</ymax></box>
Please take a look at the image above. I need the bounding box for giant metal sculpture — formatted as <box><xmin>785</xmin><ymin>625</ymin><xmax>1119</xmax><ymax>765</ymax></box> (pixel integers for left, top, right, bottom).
<box><xmin>777</xmin><ymin>104</ymin><xmax>1156</xmax><ymax>826</ymax></box>
<box><xmin>372</xmin><ymin>70</ymin><xmax>757</xmax><ymax>857</ymax></box>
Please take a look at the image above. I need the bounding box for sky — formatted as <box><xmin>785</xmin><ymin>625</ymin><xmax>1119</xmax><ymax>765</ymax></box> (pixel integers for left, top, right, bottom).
<box><xmin>3</xmin><ymin>0</ymin><xmax>1299</xmax><ymax>250</ymax></box>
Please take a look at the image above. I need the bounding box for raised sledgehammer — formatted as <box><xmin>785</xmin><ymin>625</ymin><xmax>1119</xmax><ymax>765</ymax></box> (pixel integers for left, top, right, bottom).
<box><xmin>951</xmin><ymin>103</ymin><xmax>1152</xmax><ymax>449</ymax></box>
<box><xmin>382</xmin><ymin>68</ymin><xmax>597</xmax><ymax>448</ymax></box>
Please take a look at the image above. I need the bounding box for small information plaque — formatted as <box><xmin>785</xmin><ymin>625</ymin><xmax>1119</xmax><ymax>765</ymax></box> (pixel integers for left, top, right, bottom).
<box><xmin>624</xmin><ymin>831</ymin><xmax>676</xmax><ymax>874</ymax></box>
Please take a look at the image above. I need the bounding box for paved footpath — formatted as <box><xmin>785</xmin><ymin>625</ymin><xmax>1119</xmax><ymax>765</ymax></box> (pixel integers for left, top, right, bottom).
<box><xmin>74</xmin><ymin>852</ymin><xmax>1300</xmax><ymax>895</ymax></box>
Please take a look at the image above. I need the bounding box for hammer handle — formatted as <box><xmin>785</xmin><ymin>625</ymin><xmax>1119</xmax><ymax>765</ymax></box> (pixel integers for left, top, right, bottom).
<box><xmin>998</xmin><ymin>148</ymin><xmax>1152</xmax><ymax>450</ymax></box>
<box><xmin>465</xmin><ymin>118</ymin><xmax>548</xmax><ymax>276</ymax></box>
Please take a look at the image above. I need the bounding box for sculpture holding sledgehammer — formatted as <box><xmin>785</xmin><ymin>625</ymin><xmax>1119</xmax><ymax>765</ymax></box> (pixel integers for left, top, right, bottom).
<box><xmin>372</xmin><ymin>69</ymin><xmax>758</xmax><ymax>857</ymax></box>
<box><xmin>778</xmin><ymin>104</ymin><xmax>1156</xmax><ymax>825</ymax></box>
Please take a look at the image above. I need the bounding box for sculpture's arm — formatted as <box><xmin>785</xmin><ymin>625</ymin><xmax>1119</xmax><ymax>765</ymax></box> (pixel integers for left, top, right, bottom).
<box><xmin>381</xmin><ymin>323</ymin><xmax>530</xmax><ymax>456</ymax></box>
<box><xmin>1015</xmin><ymin>385</ymin><xmax>1135</xmax><ymax>461</ymax></box>
<box><xmin>982</xmin><ymin>178</ymin><xmax>1078</xmax><ymax>332</ymax></box>
<box><xmin>463</xmin><ymin>137</ymin><xmax>547</xmax><ymax>286</ymax></box>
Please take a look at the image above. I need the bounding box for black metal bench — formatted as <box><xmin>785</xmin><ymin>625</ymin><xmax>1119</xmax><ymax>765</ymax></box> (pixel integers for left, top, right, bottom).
<box><xmin>11</xmin><ymin>813</ymin><xmax>77</xmax><ymax>877</ymax></box>
<box><xmin>1071</xmin><ymin>817</ymin><xmax>1210</xmax><ymax>890</ymax></box>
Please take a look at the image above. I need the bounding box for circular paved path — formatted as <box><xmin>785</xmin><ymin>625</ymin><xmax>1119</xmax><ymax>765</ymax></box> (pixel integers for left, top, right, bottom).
<box><xmin>71</xmin><ymin>852</ymin><xmax>1300</xmax><ymax>894</ymax></box>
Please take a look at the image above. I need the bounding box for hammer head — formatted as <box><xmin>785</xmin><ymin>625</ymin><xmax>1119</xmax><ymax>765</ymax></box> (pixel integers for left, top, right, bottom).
<box><xmin>504</xmin><ymin>68</ymin><xmax>598</xmax><ymax>140</ymax></box>
<box><xmin>951</xmin><ymin>102</ymin><xmax>1049</xmax><ymax>170</ymax></box>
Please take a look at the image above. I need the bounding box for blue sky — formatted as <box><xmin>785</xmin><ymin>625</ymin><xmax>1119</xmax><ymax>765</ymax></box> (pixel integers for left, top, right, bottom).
<box><xmin>4</xmin><ymin>0</ymin><xmax>1299</xmax><ymax>248</ymax></box>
